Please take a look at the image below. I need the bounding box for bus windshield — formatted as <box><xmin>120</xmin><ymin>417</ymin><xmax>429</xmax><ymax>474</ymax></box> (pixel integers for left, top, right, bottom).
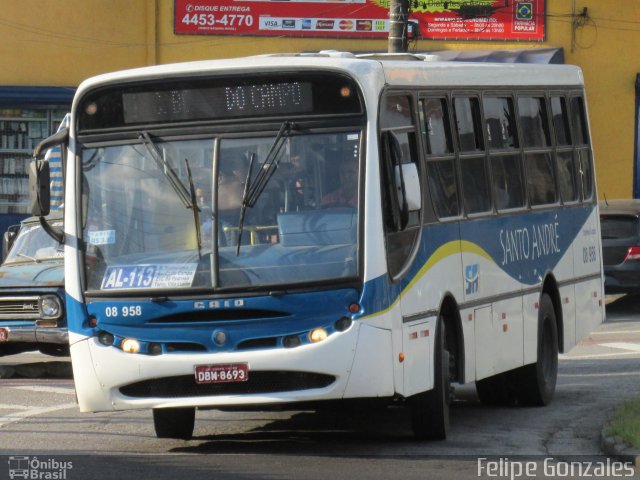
<box><xmin>82</xmin><ymin>131</ymin><xmax>361</xmax><ymax>292</ymax></box>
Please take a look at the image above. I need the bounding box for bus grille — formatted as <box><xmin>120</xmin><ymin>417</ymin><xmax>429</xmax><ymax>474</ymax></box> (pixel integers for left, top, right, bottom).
<box><xmin>119</xmin><ymin>371</ymin><xmax>335</xmax><ymax>398</ymax></box>
<box><xmin>0</xmin><ymin>296</ymin><xmax>40</xmax><ymax>320</ymax></box>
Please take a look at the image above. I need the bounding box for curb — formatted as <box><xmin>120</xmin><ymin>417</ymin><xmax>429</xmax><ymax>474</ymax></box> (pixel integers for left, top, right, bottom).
<box><xmin>601</xmin><ymin>423</ymin><xmax>640</xmax><ymax>468</ymax></box>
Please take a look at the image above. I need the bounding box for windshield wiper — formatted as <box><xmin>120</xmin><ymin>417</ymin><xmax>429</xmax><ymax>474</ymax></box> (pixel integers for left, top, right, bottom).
<box><xmin>184</xmin><ymin>158</ymin><xmax>202</xmax><ymax>258</ymax></box>
<box><xmin>139</xmin><ymin>131</ymin><xmax>202</xmax><ymax>258</ymax></box>
<box><xmin>139</xmin><ymin>132</ymin><xmax>192</xmax><ymax>208</ymax></box>
<box><xmin>236</xmin><ymin>122</ymin><xmax>292</xmax><ymax>255</ymax></box>
<box><xmin>236</xmin><ymin>153</ymin><xmax>256</xmax><ymax>255</ymax></box>
<box><xmin>17</xmin><ymin>253</ymin><xmax>40</xmax><ymax>263</ymax></box>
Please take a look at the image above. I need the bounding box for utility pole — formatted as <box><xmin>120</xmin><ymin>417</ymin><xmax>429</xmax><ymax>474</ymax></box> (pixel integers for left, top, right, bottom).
<box><xmin>388</xmin><ymin>0</ymin><xmax>409</xmax><ymax>53</ymax></box>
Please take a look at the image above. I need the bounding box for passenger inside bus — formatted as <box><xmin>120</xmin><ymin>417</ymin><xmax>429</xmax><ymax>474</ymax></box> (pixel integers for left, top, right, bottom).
<box><xmin>321</xmin><ymin>159</ymin><xmax>358</xmax><ymax>208</ymax></box>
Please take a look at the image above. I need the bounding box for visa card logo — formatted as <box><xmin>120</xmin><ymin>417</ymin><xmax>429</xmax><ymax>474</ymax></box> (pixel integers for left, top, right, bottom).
<box><xmin>465</xmin><ymin>263</ymin><xmax>479</xmax><ymax>295</ymax></box>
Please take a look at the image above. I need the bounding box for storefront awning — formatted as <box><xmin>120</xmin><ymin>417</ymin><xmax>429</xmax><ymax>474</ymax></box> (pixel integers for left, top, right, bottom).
<box><xmin>0</xmin><ymin>86</ymin><xmax>75</xmax><ymax>106</ymax></box>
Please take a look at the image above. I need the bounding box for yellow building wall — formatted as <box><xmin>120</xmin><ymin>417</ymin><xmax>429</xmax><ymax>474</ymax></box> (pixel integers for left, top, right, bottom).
<box><xmin>0</xmin><ymin>0</ymin><xmax>637</xmax><ymax>197</ymax></box>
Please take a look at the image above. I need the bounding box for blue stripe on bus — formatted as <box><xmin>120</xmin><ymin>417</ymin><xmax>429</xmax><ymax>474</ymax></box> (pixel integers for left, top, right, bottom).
<box><xmin>358</xmin><ymin>204</ymin><xmax>595</xmax><ymax>316</ymax></box>
<box><xmin>65</xmin><ymin>204</ymin><xmax>596</xmax><ymax>344</ymax></box>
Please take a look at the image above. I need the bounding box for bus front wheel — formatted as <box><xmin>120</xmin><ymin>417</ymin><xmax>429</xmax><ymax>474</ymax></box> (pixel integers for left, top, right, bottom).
<box><xmin>409</xmin><ymin>319</ymin><xmax>450</xmax><ymax>440</ymax></box>
<box><xmin>153</xmin><ymin>407</ymin><xmax>195</xmax><ymax>439</ymax></box>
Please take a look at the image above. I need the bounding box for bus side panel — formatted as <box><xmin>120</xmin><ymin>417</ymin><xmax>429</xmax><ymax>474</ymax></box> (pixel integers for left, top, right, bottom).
<box><xmin>491</xmin><ymin>298</ymin><xmax>524</xmax><ymax>373</ymax></box>
<box><xmin>70</xmin><ymin>339</ymin><xmax>112</xmax><ymax>412</ymax></box>
<box><xmin>401</xmin><ymin>318</ymin><xmax>435</xmax><ymax>397</ymax></box>
<box><xmin>343</xmin><ymin>323</ymin><xmax>395</xmax><ymax>398</ymax></box>
<box><xmin>461</xmin><ymin>218</ymin><xmax>524</xmax><ymax>381</ymax></box>
<box><xmin>572</xmin><ymin>206</ymin><xmax>605</xmax><ymax>341</ymax></box>
<box><xmin>473</xmin><ymin>305</ymin><xmax>493</xmax><ymax>380</ymax></box>
<box><xmin>559</xmin><ymin>284</ymin><xmax>577</xmax><ymax>352</ymax></box>
<box><xmin>575</xmin><ymin>277</ymin><xmax>605</xmax><ymax>342</ymax></box>
<box><xmin>523</xmin><ymin>291</ymin><xmax>539</xmax><ymax>365</ymax></box>
<box><xmin>395</xmin><ymin>228</ymin><xmax>463</xmax><ymax>397</ymax></box>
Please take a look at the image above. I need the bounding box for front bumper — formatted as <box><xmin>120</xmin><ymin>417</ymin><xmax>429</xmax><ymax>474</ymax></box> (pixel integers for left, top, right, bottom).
<box><xmin>0</xmin><ymin>324</ymin><xmax>68</xmax><ymax>345</ymax></box>
<box><xmin>72</xmin><ymin>321</ymin><xmax>395</xmax><ymax>412</ymax></box>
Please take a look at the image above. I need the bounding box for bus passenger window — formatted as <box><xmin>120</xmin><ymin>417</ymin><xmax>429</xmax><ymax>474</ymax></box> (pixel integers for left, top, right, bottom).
<box><xmin>422</xmin><ymin>98</ymin><xmax>453</xmax><ymax>155</ymax></box>
<box><xmin>483</xmin><ymin>97</ymin><xmax>517</xmax><ymax>150</ymax></box>
<box><xmin>453</xmin><ymin>97</ymin><xmax>483</xmax><ymax>152</ymax></box>
<box><xmin>526</xmin><ymin>153</ymin><xmax>557</xmax><ymax>205</ymax></box>
<box><xmin>579</xmin><ymin>150</ymin><xmax>594</xmax><ymax>201</ymax></box>
<box><xmin>557</xmin><ymin>151</ymin><xmax>578</xmax><ymax>203</ymax></box>
<box><xmin>518</xmin><ymin>97</ymin><xmax>551</xmax><ymax>148</ymax></box>
<box><xmin>381</xmin><ymin>96</ymin><xmax>413</xmax><ymax>129</ymax></box>
<box><xmin>570</xmin><ymin>97</ymin><xmax>589</xmax><ymax>145</ymax></box>
<box><xmin>427</xmin><ymin>159</ymin><xmax>459</xmax><ymax>218</ymax></box>
<box><xmin>490</xmin><ymin>155</ymin><xmax>524</xmax><ymax>210</ymax></box>
<box><xmin>461</xmin><ymin>157</ymin><xmax>491</xmax><ymax>214</ymax></box>
<box><xmin>551</xmin><ymin>96</ymin><xmax>572</xmax><ymax>146</ymax></box>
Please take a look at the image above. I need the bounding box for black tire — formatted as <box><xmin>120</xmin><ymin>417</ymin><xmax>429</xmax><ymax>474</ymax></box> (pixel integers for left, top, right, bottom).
<box><xmin>38</xmin><ymin>345</ymin><xmax>70</xmax><ymax>357</ymax></box>
<box><xmin>515</xmin><ymin>293</ymin><xmax>558</xmax><ymax>406</ymax></box>
<box><xmin>475</xmin><ymin>372</ymin><xmax>518</xmax><ymax>406</ymax></box>
<box><xmin>153</xmin><ymin>407</ymin><xmax>195</xmax><ymax>439</ymax></box>
<box><xmin>410</xmin><ymin>319</ymin><xmax>450</xmax><ymax>440</ymax></box>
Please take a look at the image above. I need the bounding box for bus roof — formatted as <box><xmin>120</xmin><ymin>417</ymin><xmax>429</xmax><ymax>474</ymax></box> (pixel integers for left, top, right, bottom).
<box><xmin>74</xmin><ymin>51</ymin><xmax>584</xmax><ymax>102</ymax></box>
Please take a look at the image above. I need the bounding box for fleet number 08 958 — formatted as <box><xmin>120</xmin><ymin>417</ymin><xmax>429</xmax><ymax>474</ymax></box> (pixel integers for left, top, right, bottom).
<box><xmin>105</xmin><ymin>306</ymin><xmax>142</xmax><ymax>317</ymax></box>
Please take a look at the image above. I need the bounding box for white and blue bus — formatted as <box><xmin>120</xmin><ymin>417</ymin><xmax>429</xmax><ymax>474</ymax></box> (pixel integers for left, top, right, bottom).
<box><xmin>30</xmin><ymin>52</ymin><xmax>604</xmax><ymax>440</ymax></box>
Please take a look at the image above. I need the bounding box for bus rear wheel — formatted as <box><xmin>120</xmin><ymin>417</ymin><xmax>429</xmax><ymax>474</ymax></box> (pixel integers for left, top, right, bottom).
<box><xmin>515</xmin><ymin>293</ymin><xmax>558</xmax><ymax>406</ymax></box>
<box><xmin>153</xmin><ymin>407</ymin><xmax>195</xmax><ymax>439</ymax></box>
<box><xmin>409</xmin><ymin>319</ymin><xmax>450</xmax><ymax>440</ymax></box>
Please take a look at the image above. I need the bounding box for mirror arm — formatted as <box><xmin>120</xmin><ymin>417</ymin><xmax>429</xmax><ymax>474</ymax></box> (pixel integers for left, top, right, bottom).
<box><xmin>33</xmin><ymin>128</ymin><xmax>69</xmax><ymax>160</ymax></box>
<box><xmin>38</xmin><ymin>216</ymin><xmax>64</xmax><ymax>244</ymax></box>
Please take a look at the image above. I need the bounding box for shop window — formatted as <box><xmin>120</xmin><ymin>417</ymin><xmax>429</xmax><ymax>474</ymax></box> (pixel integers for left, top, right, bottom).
<box><xmin>0</xmin><ymin>108</ymin><xmax>67</xmax><ymax>214</ymax></box>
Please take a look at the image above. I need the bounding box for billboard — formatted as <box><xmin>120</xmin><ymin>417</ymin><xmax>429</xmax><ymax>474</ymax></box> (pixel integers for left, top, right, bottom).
<box><xmin>174</xmin><ymin>0</ymin><xmax>545</xmax><ymax>41</ymax></box>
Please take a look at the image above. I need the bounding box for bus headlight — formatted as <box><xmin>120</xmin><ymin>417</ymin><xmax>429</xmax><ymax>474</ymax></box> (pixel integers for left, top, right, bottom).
<box><xmin>40</xmin><ymin>295</ymin><xmax>63</xmax><ymax>319</ymax></box>
<box><xmin>309</xmin><ymin>328</ymin><xmax>328</xmax><ymax>343</ymax></box>
<box><xmin>121</xmin><ymin>338</ymin><xmax>141</xmax><ymax>354</ymax></box>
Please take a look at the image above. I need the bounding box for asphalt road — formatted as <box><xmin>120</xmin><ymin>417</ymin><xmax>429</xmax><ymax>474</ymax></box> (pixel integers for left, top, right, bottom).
<box><xmin>2</xmin><ymin>295</ymin><xmax>640</xmax><ymax>479</ymax></box>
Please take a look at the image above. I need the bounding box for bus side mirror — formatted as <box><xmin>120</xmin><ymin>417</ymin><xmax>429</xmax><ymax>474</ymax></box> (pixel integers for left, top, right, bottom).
<box><xmin>29</xmin><ymin>160</ymin><xmax>51</xmax><ymax>217</ymax></box>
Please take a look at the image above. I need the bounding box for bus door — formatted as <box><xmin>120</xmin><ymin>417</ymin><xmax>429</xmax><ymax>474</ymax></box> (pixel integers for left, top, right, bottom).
<box><xmin>379</xmin><ymin>94</ymin><xmax>430</xmax><ymax>397</ymax></box>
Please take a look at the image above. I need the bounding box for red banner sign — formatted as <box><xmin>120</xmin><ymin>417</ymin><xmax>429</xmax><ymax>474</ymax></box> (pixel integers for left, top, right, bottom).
<box><xmin>174</xmin><ymin>0</ymin><xmax>545</xmax><ymax>41</ymax></box>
